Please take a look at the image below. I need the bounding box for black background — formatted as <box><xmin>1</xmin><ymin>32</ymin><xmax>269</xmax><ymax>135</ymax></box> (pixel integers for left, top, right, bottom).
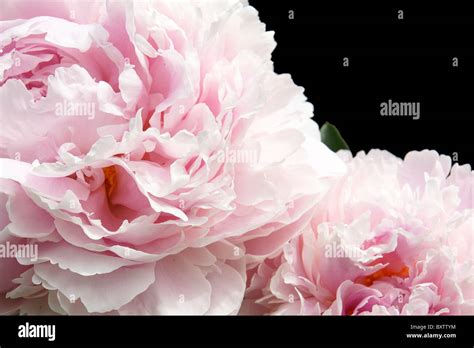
<box><xmin>251</xmin><ymin>0</ymin><xmax>473</xmax><ymax>166</ymax></box>
<box><xmin>0</xmin><ymin>315</ymin><xmax>472</xmax><ymax>346</ymax></box>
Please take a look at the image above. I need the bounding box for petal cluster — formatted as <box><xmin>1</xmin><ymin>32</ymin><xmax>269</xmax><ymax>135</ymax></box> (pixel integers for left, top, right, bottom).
<box><xmin>247</xmin><ymin>150</ymin><xmax>473</xmax><ymax>315</ymax></box>
<box><xmin>0</xmin><ymin>0</ymin><xmax>342</xmax><ymax>314</ymax></box>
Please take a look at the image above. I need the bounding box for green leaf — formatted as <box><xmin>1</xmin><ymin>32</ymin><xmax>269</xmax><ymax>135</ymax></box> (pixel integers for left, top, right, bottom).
<box><xmin>320</xmin><ymin>122</ymin><xmax>350</xmax><ymax>152</ymax></box>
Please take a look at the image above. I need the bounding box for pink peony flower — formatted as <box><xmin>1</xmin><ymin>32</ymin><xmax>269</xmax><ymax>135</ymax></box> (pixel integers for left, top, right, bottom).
<box><xmin>0</xmin><ymin>0</ymin><xmax>344</xmax><ymax>314</ymax></box>
<box><xmin>247</xmin><ymin>150</ymin><xmax>473</xmax><ymax>315</ymax></box>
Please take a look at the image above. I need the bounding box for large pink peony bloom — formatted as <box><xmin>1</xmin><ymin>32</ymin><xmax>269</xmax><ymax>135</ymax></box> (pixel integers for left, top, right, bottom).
<box><xmin>246</xmin><ymin>150</ymin><xmax>473</xmax><ymax>315</ymax></box>
<box><xmin>0</xmin><ymin>0</ymin><xmax>344</xmax><ymax>314</ymax></box>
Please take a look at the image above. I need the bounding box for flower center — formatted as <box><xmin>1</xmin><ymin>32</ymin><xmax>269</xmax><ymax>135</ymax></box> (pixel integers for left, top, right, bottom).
<box><xmin>102</xmin><ymin>166</ymin><xmax>118</xmax><ymax>198</ymax></box>
<box><xmin>356</xmin><ymin>265</ymin><xmax>410</xmax><ymax>286</ymax></box>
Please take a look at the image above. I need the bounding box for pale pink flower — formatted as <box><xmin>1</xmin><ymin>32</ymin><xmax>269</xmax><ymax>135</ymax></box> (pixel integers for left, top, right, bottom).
<box><xmin>0</xmin><ymin>0</ymin><xmax>343</xmax><ymax>314</ymax></box>
<box><xmin>248</xmin><ymin>150</ymin><xmax>473</xmax><ymax>315</ymax></box>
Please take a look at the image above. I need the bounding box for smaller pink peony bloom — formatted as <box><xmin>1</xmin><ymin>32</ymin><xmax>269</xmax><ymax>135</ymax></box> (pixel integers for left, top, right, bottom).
<box><xmin>246</xmin><ymin>150</ymin><xmax>474</xmax><ymax>315</ymax></box>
